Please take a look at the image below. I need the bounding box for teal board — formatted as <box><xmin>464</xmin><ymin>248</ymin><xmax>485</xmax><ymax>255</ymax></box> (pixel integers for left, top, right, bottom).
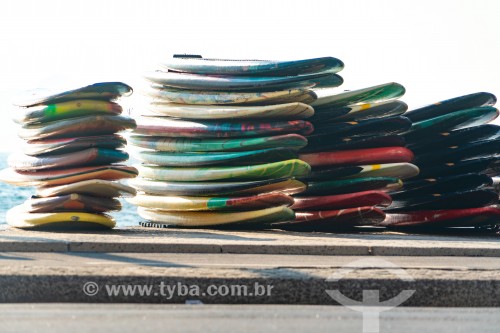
<box><xmin>133</xmin><ymin>148</ymin><xmax>297</xmax><ymax>167</ymax></box>
<box><xmin>161</xmin><ymin>55</ymin><xmax>344</xmax><ymax>76</ymax></box>
<box><xmin>136</xmin><ymin>159</ymin><xmax>311</xmax><ymax>181</ymax></box>
<box><xmin>128</xmin><ymin>134</ymin><xmax>308</xmax><ymax>152</ymax></box>
<box><xmin>14</xmin><ymin>82</ymin><xmax>132</xmax><ymax>107</ymax></box>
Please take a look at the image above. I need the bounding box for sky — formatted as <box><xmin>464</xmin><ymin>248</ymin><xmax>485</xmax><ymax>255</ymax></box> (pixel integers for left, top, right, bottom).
<box><xmin>0</xmin><ymin>0</ymin><xmax>499</xmax><ymax>151</ymax></box>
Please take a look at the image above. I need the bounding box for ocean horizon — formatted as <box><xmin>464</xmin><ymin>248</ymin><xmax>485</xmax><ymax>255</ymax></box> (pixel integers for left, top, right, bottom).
<box><xmin>0</xmin><ymin>152</ymin><xmax>140</xmax><ymax>227</ymax></box>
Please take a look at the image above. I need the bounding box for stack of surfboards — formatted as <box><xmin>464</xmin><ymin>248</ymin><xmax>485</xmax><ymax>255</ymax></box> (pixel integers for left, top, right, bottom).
<box><xmin>128</xmin><ymin>55</ymin><xmax>345</xmax><ymax>228</ymax></box>
<box><xmin>274</xmin><ymin>82</ymin><xmax>420</xmax><ymax>231</ymax></box>
<box><xmin>0</xmin><ymin>82</ymin><xmax>138</xmax><ymax>229</ymax></box>
<box><xmin>382</xmin><ymin>92</ymin><xmax>500</xmax><ymax>229</ymax></box>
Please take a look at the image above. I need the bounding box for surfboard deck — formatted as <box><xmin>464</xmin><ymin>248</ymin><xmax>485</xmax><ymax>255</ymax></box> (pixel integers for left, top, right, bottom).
<box><xmin>299</xmin><ymin>147</ymin><xmax>414</xmax><ymax>167</ymax></box>
<box><xmin>133</xmin><ymin>148</ymin><xmax>297</xmax><ymax>167</ymax></box>
<box><xmin>6</xmin><ymin>204</ymin><xmax>115</xmax><ymax>229</ymax></box>
<box><xmin>339</xmin><ymin>163</ymin><xmax>420</xmax><ymax>180</ymax></box>
<box><xmin>147</xmin><ymin>102</ymin><xmax>314</xmax><ymax>120</ymax></box>
<box><xmin>300</xmin><ymin>134</ymin><xmax>406</xmax><ymax>153</ymax></box>
<box><xmin>274</xmin><ymin>206</ymin><xmax>385</xmax><ymax>230</ymax></box>
<box><xmin>403</xmin><ymin>106</ymin><xmax>499</xmax><ymax>142</ymax></box>
<box><xmin>25</xmin><ymin>194</ymin><xmax>121</xmax><ymax>213</ymax></box>
<box><xmin>408</xmin><ymin>124</ymin><xmax>500</xmax><ymax>153</ymax></box>
<box><xmin>303</xmin><ymin>177</ymin><xmax>403</xmax><ymax>196</ymax></box>
<box><xmin>311</xmin><ymin>82</ymin><xmax>405</xmax><ymax>108</ymax></box>
<box><xmin>136</xmin><ymin>159</ymin><xmax>311</xmax><ymax>182</ymax></box>
<box><xmin>8</xmin><ymin>148</ymin><xmax>128</xmax><ymax>171</ymax></box>
<box><xmin>0</xmin><ymin>165</ymin><xmax>138</xmax><ymax>186</ymax></box>
<box><xmin>390</xmin><ymin>173</ymin><xmax>493</xmax><ymax>199</ymax></box>
<box><xmin>14</xmin><ymin>82</ymin><xmax>133</xmax><ymax>107</ymax></box>
<box><xmin>416</xmin><ymin>157</ymin><xmax>499</xmax><ymax>178</ymax></box>
<box><xmin>309</xmin><ymin>116</ymin><xmax>411</xmax><ymax>139</ymax></box>
<box><xmin>14</xmin><ymin>100</ymin><xmax>122</xmax><ymax>125</ymax></box>
<box><xmin>137</xmin><ymin>205</ymin><xmax>294</xmax><ymax>227</ymax></box>
<box><xmin>24</xmin><ymin>134</ymin><xmax>127</xmax><ymax>156</ymax></box>
<box><xmin>19</xmin><ymin>115</ymin><xmax>137</xmax><ymax>140</ymax></box>
<box><xmin>127</xmin><ymin>192</ymin><xmax>293</xmax><ymax>211</ymax></box>
<box><xmin>128</xmin><ymin>134</ymin><xmax>308</xmax><ymax>152</ymax></box>
<box><xmin>145</xmin><ymin>86</ymin><xmax>317</xmax><ymax>105</ymax></box>
<box><xmin>161</xmin><ymin>56</ymin><xmax>344</xmax><ymax>76</ymax></box>
<box><xmin>404</xmin><ymin>92</ymin><xmax>497</xmax><ymax>122</ymax></box>
<box><xmin>145</xmin><ymin>70</ymin><xmax>340</xmax><ymax>91</ymax></box>
<box><xmin>309</xmin><ymin>100</ymin><xmax>407</xmax><ymax>123</ymax></box>
<box><xmin>291</xmin><ymin>190</ymin><xmax>392</xmax><ymax>210</ymax></box>
<box><xmin>381</xmin><ymin>207</ymin><xmax>500</xmax><ymax>228</ymax></box>
<box><xmin>36</xmin><ymin>179</ymin><xmax>137</xmax><ymax>198</ymax></box>
<box><xmin>415</xmin><ymin>139</ymin><xmax>500</xmax><ymax>166</ymax></box>
<box><xmin>128</xmin><ymin>177</ymin><xmax>306</xmax><ymax>196</ymax></box>
<box><xmin>134</xmin><ymin>117</ymin><xmax>313</xmax><ymax>138</ymax></box>
<box><xmin>387</xmin><ymin>189</ymin><xmax>498</xmax><ymax>211</ymax></box>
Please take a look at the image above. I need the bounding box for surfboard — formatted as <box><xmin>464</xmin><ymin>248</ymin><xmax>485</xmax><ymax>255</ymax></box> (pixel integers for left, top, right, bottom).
<box><xmin>8</xmin><ymin>148</ymin><xmax>129</xmax><ymax>171</ymax></box>
<box><xmin>408</xmin><ymin>124</ymin><xmax>500</xmax><ymax>153</ymax></box>
<box><xmin>36</xmin><ymin>179</ymin><xmax>137</xmax><ymax>198</ymax></box>
<box><xmin>23</xmin><ymin>134</ymin><xmax>127</xmax><ymax>156</ymax></box>
<box><xmin>387</xmin><ymin>189</ymin><xmax>498</xmax><ymax>211</ymax></box>
<box><xmin>127</xmin><ymin>192</ymin><xmax>293</xmax><ymax>211</ymax></box>
<box><xmin>300</xmin><ymin>134</ymin><xmax>406</xmax><ymax>153</ymax></box>
<box><xmin>390</xmin><ymin>173</ymin><xmax>493</xmax><ymax>199</ymax></box>
<box><xmin>299</xmin><ymin>166</ymin><xmax>370</xmax><ymax>181</ymax></box>
<box><xmin>339</xmin><ymin>163</ymin><xmax>419</xmax><ymax>180</ymax></box>
<box><xmin>128</xmin><ymin>133</ymin><xmax>308</xmax><ymax>152</ymax></box>
<box><xmin>0</xmin><ymin>165</ymin><xmax>138</xmax><ymax>186</ymax></box>
<box><xmin>144</xmin><ymin>70</ymin><xmax>341</xmax><ymax>91</ymax></box>
<box><xmin>416</xmin><ymin>157</ymin><xmax>499</xmax><ymax>178</ymax></box>
<box><xmin>381</xmin><ymin>207</ymin><xmax>500</xmax><ymax>228</ymax></box>
<box><xmin>128</xmin><ymin>177</ymin><xmax>306</xmax><ymax>196</ymax></box>
<box><xmin>25</xmin><ymin>194</ymin><xmax>121</xmax><ymax>213</ymax></box>
<box><xmin>291</xmin><ymin>190</ymin><xmax>392</xmax><ymax>210</ymax></box>
<box><xmin>299</xmin><ymin>147</ymin><xmax>414</xmax><ymax>167</ymax></box>
<box><xmin>415</xmin><ymin>138</ymin><xmax>500</xmax><ymax>166</ymax></box>
<box><xmin>310</xmin><ymin>115</ymin><xmax>411</xmax><ymax>138</ymax></box>
<box><xmin>403</xmin><ymin>106</ymin><xmax>499</xmax><ymax>142</ymax></box>
<box><xmin>309</xmin><ymin>100</ymin><xmax>407</xmax><ymax>123</ymax></box>
<box><xmin>161</xmin><ymin>55</ymin><xmax>344</xmax><ymax>76</ymax></box>
<box><xmin>136</xmin><ymin>159</ymin><xmax>311</xmax><ymax>182</ymax></box>
<box><xmin>311</xmin><ymin>82</ymin><xmax>405</xmax><ymax>108</ymax></box>
<box><xmin>146</xmin><ymin>102</ymin><xmax>314</xmax><ymax>120</ymax></box>
<box><xmin>6</xmin><ymin>204</ymin><xmax>115</xmax><ymax>229</ymax></box>
<box><xmin>14</xmin><ymin>100</ymin><xmax>123</xmax><ymax>125</ymax></box>
<box><xmin>137</xmin><ymin>205</ymin><xmax>294</xmax><ymax>227</ymax></box>
<box><xmin>144</xmin><ymin>86</ymin><xmax>317</xmax><ymax>105</ymax></box>
<box><xmin>18</xmin><ymin>115</ymin><xmax>137</xmax><ymax>140</ymax></box>
<box><xmin>275</xmin><ymin>206</ymin><xmax>385</xmax><ymax>230</ymax></box>
<box><xmin>134</xmin><ymin>117</ymin><xmax>313</xmax><ymax>138</ymax></box>
<box><xmin>302</xmin><ymin>177</ymin><xmax>403</xmax><ymax>196</ymax></box>
<box><xmin>132</xmin><ymin>148</ymin><xmax>297</xmax><ymax>167</ymax></box>
<box><xmin>14</xmin><ymin>82</ymin><xmax>133</xmax><ymax>107</ymax></box>
<box><xmin>404</xmin><ymin>92</ymin><xmax>497</xmax><ymax>122</ymax></box>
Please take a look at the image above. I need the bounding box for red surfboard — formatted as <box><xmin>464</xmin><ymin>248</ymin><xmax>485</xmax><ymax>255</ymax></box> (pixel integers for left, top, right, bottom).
<box><xmin>382</xmin><ymin>207</ymin><xmax>500</xmax><ymax>228</ymax></box>
<box><xmin>299</xmin><ymin>147</ymin><xmax>414</xmax><ymax>167</ymax></box>
<box><xmin>291</xmin><ymin>190</ymin><xmax>392</xmax><ymax>210</ymax></box>
<box><xmin>275</xmin><ymin>206</ymin><xmax>385</xmax><ymax>230</ymax></box>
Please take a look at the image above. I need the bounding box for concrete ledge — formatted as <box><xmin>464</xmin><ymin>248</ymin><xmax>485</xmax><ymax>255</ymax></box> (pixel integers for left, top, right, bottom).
<box><xmin>0</xmin><ymin>253</ymin><xmax>499</xmax><ymax>306</ymax></box>
<box><xmin>0</xmin><ymin>226</ymin><xmax>499</xmax><ymax>256</ymax></box>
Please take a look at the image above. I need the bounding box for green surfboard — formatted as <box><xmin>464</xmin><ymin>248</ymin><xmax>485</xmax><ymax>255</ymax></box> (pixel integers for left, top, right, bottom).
<box><xmin>128</xmin><ymin>134</ymin><xmax>308</xmax><ymax>152</ymax></box>
<box><xmin>136</xmin><ymin>159</ymin><xmax>311</xmax><ymax>181</ymax></box>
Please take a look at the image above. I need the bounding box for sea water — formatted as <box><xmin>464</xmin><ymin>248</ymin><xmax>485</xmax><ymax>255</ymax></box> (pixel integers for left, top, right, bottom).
<box><xmin>0</xmin><ymin>153</ymin><xmax>140</xmax><ymax>227</ymax></box>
